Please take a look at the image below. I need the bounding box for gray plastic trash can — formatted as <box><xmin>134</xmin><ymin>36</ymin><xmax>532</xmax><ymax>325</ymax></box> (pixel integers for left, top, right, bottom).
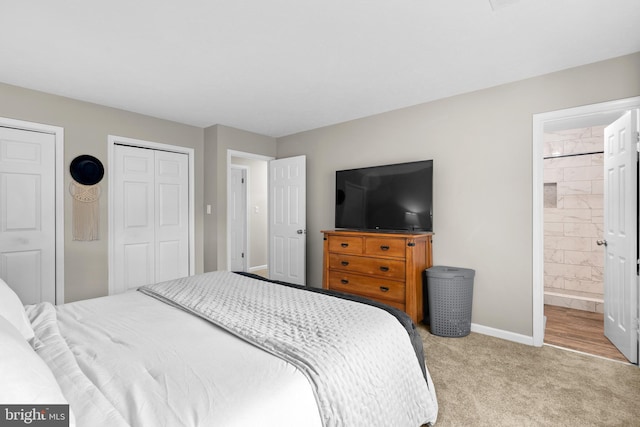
<box><xmin>425</xmin><ymin>266</ymin><xmax>475</xmax><ymax>337</ymax></box>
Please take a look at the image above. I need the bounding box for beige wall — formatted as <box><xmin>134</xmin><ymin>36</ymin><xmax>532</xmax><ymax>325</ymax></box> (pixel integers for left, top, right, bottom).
<box><xmin>203</xmin><ymin>125</ymin><xmax>276</xmax><ymax>272</ymax></box>
<box><xmin>0</xmin><ymin>82</ymin><xmax>204</xmax><ymax>302</ymax></box>
<box><xmin>276</xmin><ymin>52</ymin><xmax>640</xmax><ymax>337</ymax></box>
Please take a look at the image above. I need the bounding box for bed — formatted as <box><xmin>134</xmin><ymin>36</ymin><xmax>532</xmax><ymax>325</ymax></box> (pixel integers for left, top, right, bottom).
<box><xmin>0</xmin><ymin>271</ymin><xmax>438</xmax><ymax>426</ymax></box>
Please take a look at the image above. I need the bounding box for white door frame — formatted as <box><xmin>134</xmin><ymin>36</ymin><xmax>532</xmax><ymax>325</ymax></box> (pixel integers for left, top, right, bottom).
<box><xmin>108</xmin><ymin>135</ymin><xmax>195</xmax><ymax>294</ymax></box>
<box><xmin>532</xmin><ymin>96</ymin><xmax>640</xmax><ymax>347</ymax></box>
<box><xmin>0</xmin><ymin>117</ymin><xmax>65</xmax><ymax>304</ymax></box>
<box><xmin>226</xmin><ymin>149</ymin><xmax>273</xmax><ymax>271</ymax></box>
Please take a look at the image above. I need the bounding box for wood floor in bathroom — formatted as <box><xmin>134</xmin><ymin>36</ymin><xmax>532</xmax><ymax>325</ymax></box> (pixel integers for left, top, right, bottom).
<box><xmin>544</xmin><ymin>305</ymin><xmax>628</xmax><ymax>363</ymax></box>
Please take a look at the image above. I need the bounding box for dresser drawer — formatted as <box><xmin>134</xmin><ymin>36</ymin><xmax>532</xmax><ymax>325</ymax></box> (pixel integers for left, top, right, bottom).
<box><xmin>364</xmin><ymin>237</ymin><xmax>405</xmax><ymax>258</ymax></box>
<box><xmin>328</xmin><ymin>253</ymin><xmax>406</xmax><ymax>280</ymax></box>
<box><xmin>328</xmin><ymin>235</ymin><xmax>363</xmax><ymax>254</ymax></box>
<box><xmin>328</xmin><ymin>271</ymin><xmax>405</xmax><ymax>303</ymax></box>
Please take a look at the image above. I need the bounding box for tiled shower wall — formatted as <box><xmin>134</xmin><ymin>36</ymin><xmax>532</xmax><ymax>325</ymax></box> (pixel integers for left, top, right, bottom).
<box><xmin>543</xmin><ymin>125</ymin><xmax>605</xmax><ymax>313</ymax></box>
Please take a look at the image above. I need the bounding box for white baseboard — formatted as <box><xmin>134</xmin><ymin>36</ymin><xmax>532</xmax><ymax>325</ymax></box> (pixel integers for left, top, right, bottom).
<box><xmin>248</xmin><ymin>265</ymin><xmax>268</xmax><ymax>273</ymax></box>
<box><xmin>471</xmin><ymin>323</ymin><xmax>535</xmax><ymax>346</ymax></box>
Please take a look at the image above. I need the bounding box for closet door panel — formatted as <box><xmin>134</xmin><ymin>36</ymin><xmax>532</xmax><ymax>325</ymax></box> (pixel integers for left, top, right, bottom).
<box><xmin>114</xmin><ymin>145</ymin><xmax>155</xmax><ymax>291</ymax></box>
<box><xmin>154</xmin><ymin>150</ymin><xmax>189</xmax><ymax>283</ymax></box>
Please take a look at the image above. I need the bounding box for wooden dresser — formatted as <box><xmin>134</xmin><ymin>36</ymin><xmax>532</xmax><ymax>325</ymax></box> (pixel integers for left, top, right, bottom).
<box><xmin>322</xmin><ymin>230</ymin><xmax>433</xmax><ymax>324</ymax></box>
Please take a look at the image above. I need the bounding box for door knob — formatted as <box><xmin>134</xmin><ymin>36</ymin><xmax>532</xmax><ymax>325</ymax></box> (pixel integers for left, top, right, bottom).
<box><xmin>596</xmin><ymin>239</ymin><xmax>607</xmax><ymax>246</ymax></box>
<box><xmin>296</xmin><ymin>229</ymin><xmax>306</xmax><ymax>234</ymax></box>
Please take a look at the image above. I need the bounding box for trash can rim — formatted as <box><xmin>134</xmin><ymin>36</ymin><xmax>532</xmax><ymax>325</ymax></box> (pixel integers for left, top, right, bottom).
<box><xmin>425</xmin><ymin>265</ymin><xmax>475</xmax><ymax>279</ymax></box>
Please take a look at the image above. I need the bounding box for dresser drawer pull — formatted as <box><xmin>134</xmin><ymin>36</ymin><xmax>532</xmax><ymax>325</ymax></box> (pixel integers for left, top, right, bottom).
<box><xmin>379</xmin><ymin>286</ymin><xmax>390</xmax><ymax>292</ymax></box>
<box><xmin>380</xmin><ymin>245</ymin><xmax>390</xmax><ymax>251</ymax></box>
<box><xmin>341</xmin><ymin>261</ymin><xmax>349</xmax><ymax>266</ymax></box>
<box><xmin>341</xmin><ymin>279</ymin><xmax>349</xmax><ymax>284</ymax></box>
<box><xmin>341</xmin><ymin>243</ymin><xmax>349</xmax><ymax>248</ymax></box>
<box><xmin>379</xmin><ymin>266</ymin><xmax>389</xmax><ymax>272</ymax></box>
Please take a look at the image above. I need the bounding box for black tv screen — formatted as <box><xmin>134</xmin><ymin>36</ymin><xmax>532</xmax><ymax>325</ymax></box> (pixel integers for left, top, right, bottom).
<box><xmin>335</xmin><ymin>160</ymin><xmax>433</xmax><ymax>232</ymax></box>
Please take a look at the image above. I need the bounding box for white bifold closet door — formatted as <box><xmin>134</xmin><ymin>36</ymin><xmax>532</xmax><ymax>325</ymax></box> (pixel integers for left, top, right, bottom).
<box><xmin>113</xmin><ymin>145</ymin><xmax>189</xmax><ymax>292</ymax></box>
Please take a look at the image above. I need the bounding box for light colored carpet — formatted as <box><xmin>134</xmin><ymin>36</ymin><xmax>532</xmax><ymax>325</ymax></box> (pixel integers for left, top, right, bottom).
<box><xmin>418</xmin><ymin>325</ymin><xmax>640</xmax><ymax>426</ymax></box>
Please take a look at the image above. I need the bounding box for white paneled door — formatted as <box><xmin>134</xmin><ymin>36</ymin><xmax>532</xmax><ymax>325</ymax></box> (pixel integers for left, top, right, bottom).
<box><xmin>0</xmin><ymin>127</ymin><xmax>56</xmax><ymax>304</ymax></box>
<box><xmin>229</xmin><ymin>166</ymin><xmax>247</xmax><ymax>271</ymax></box>
<box><xmin>603</xmin><ymin>110</ymin><xmax>639</xmax><ymax>364</ymax></box>
<box><xmin>113</xmin><ymin>144</ymin><xmax>189</xmax><ymax>293</ymax></box>
<box><xmin>269</xmin><ymin>155</ymin><xmax>306</xmax><ymax>285</ymax></box>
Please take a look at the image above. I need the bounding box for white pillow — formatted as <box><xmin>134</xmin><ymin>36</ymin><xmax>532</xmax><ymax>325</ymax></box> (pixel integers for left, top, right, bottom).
<box><xmin>0</xmin><ymin>314</ymin><xmax>69</xmax><ymax>405</ymax></box>
<box><xmin>0</xmin><ymin>277</ymin><xmax>35</xmax><ymax>341</ymax></box>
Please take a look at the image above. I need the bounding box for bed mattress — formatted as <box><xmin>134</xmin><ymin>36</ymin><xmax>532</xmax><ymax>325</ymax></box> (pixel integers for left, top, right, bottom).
<box><xmin>28</xmin><ymin>290</ymin><xmax>322</xmax><ymax>427</ymax></box>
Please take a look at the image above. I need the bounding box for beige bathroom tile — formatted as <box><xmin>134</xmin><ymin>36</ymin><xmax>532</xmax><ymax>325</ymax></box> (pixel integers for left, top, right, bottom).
<box><xmin>545</xmin><ymin>235</ymin><xmax>592</xmax><ymax>251</ymax></box>
<box><xmin>594</xmin><ymin>302</ymin><xmax>604</xmax><ymax>314</ymax></box>
<box><xmin>561</xmin><ymin>194</ymin><xmax>603</xmax><ymax>209</ymax></box>
<box><xmin>544</xmin><ymin>249</ymin><xmax>564</xmax><ymax>263</ymax></box>
<box><xmin>563</xmin><ymin>165</ymin><xmax>603</xmax><ymax>182</ymax></box>
<box><xmin>544</xmin><ymin>222</ymin><xmax>564</xmax><ymax>236</ymax></box>
<box><xmin>558</xmin><ymin>180</ymin><xmax>592</xmax><ymax>195</ymax></box>
<box><xmin>544</xmin><ymin>294</ymin><xmax>597</xmax><ymax>312</ymax></box>
<box><xmin>564</xmin><ymin>137</ymin><xmax>604</xmax><ymax>155</ymax></box>
<box><xmin>543</xmin><ymin>167</ymin><xmax>563</xmax><ymax>183</ymax></box>
<box><xmin>564</xmin><ymin>250</ymin><xmax>604</xmax><ymax>267</ymax></box>
<box><xmin>544</xmin><ymin>275</ymin><xmax>565</xmax><ymax>289</ymax></box>
<box><xmin>564</xmin><ymin>278</ymin><xmax>604</xmax><ymax>295</ymax></box>
<box><xmin>563</xmin><ymin>223</ymin><xmax>600</xmax><ymax>237</ymax></box>
<box><xmin>590</xmin><ymin>153</ymin><xmax>603</xmax><ymax>165</ymax></box>
<box><xmin>544</xmin><ymin>294</ymin><xmax>567</xmax><ymax>306</ymax></box>
<box><xmin>591</xmin><ymin>266</ymin><xmax>603</xmax><ymax>282</ymax></box>
<box><xmin>544</xmin><ymin>208</ymin><xmax>591</xmax><ymax>223</ymax></box>
<box><xmin>591</xmin><ymin>125</ymin><xmax>606</xmax><ymax>138</ymax></box>
<box><xmin>591</xmin><ymin>179</ymin><xmax>604</xmax><ymax>194</ymax></box>
<box><xmin>544</xmin><ymin>262</ymin><xmax>592</xmax><ymax>280</ymax></box>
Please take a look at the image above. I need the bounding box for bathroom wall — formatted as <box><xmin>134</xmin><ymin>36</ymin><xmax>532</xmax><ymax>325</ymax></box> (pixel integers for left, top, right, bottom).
<box><xmin>543</xmin><ymin>125</ymin><xmax>605</xmax><ymax>312</ymax></box>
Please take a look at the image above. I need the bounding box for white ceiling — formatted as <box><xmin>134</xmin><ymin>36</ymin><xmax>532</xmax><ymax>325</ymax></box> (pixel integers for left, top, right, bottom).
<box><xmin>1</xmin><ymin>0</ymin><xmax>639</xmax><ymax>137</ymax></box>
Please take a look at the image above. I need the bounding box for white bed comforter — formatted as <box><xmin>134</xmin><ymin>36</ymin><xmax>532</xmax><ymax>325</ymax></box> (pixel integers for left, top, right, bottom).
<box><xmin>27</xmin><ymin>290</ymin><xmax>322</xmax><ymax>427</ymax></box>
<box><xmin>140</xmin><ymin>271</ymin><xmax>438</xmax><ymax>427</ymax></box>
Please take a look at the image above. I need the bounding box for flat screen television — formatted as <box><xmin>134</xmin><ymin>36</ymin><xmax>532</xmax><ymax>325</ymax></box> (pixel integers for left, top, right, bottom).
<box><xmin>335</xmin><ymin>160</ymin><xmax>433</xmax><ymax>232</ymax></box>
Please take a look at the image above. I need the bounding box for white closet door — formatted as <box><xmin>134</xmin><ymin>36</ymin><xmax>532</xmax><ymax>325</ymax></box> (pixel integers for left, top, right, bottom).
<box><xmin>114</xmin><ymin>145</ymin><xmax>155</xmax><ymax>291</ymax></box>
<box><xmin>113</xmin><ymin>145</ymin><xmax>189</xmax><ymax>292</ymax></box>
<box><xmin>0</xmin><ymin>127</ymin><xmax>56</xmax><ymax>304</ymax></box>
<box><xmin>154</xmin><ymin>149</ymin><xmax>189</xmax><ymax>283</ymax></box>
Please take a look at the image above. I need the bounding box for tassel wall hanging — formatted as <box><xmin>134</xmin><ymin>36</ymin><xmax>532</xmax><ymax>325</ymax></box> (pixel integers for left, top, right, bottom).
<box><xmin>70</xmin><ymin>182</ymin><xmax>101</xmax><ymax>240</ymax></box>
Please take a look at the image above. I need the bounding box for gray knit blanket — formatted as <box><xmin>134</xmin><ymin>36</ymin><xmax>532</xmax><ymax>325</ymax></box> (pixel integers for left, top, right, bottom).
<box><xmin>139</xmin><ymin>271</ymin><xmax>438</xmax><ymax>427</ymax></box>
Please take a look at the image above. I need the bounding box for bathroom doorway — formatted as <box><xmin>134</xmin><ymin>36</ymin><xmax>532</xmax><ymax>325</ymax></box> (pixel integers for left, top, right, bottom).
<box><xmin>541</xmin><ymin>123</ymin><xmax>627</xmax><ymax>361</ymax></box>
<box><xmin>227</xmin><ymin>152</ymin><xmax>270</xmax><ymax>276</ymax></box>
<box><xmin>533</xmin><ymin>97</ymin><xmax>640</xmax><ymax>363</ymax></box>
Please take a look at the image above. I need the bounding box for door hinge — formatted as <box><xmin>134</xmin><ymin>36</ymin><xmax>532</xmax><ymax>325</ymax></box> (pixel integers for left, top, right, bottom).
<box><xmin>241</xmin><ymin>252</ymin><xmax>244</xmax><ymax>258</ymax></box>
<box><xmin>242</xmin><ymin>178</ymin><xmax>245</xmax><ymax>184</ymax></box>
